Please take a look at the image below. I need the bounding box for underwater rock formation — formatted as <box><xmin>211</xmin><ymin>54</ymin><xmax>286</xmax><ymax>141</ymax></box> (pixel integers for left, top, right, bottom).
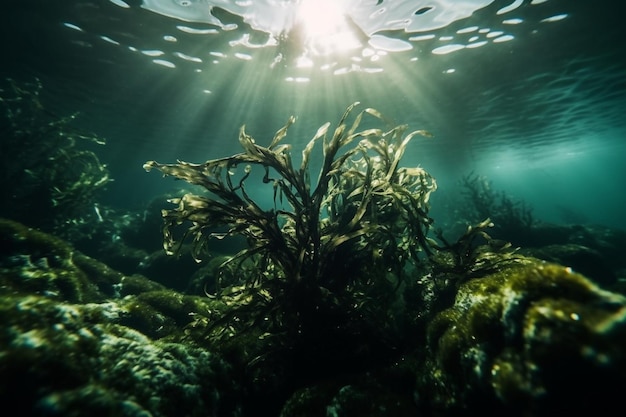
<box><xmin>3</xmin><ymin>215</ymin><xmax>626</xmax><ymax>416</ymax></box>
<box><xmin>0</xmin><ymin>219</ymin><xmax>239</xmax><ymax>416</ymax></box>
<box><xmin>419</xmin><ymin>262</ymin><xmax>626</xmax><ymax>416</ymax></box>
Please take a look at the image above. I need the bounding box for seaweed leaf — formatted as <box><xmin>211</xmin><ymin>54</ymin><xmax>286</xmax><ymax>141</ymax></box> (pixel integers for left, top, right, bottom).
<box><xmin>146</xmin><ymin>102</ymin><xmax>439</xmax><ymax>344</ymax></box>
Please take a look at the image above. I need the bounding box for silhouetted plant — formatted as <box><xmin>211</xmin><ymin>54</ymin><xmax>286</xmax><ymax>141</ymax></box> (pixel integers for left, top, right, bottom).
<box><xmin>144</xmin><ymin>102</ymin><xmax>437</xmax><ymax>342</ymax></box>
<box><xmin>460</xmin><ymin>172</ymin><xmax>534</xmax><ymax>237</ymax></box>
<box><xmin>431</xmin><ymin>218</ymin><xmax>525</xmax><ymax>281</ymax></box>
<box><xmin>0</xmin><ymin>78</ymin><xmax>110</xmax><ymax>233</ymax></box>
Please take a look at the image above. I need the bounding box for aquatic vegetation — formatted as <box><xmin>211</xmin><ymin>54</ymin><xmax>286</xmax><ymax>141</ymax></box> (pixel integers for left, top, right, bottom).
<box><xmin>145</xmin><ymin>102</ymin><xmax>436</xmax><ymax>291</ymax></box>
<box><xmin>145</xmin><ymin>102</ymin><xmax>437</xmax><ymax>387</ymax></box>
<box><xmin>459</xmin><ymin>172</ymin><xmax>534</xmax><ymax>240</ymax></box>
<box><xmin>430</xmin><ymin>218</ymin><xmax>525</xmax><ymax>281</ymax></box>
<box><xmin>0</xmin><ymin>78</ymin><xmax>111</xmax><ymax>234</ymax></box>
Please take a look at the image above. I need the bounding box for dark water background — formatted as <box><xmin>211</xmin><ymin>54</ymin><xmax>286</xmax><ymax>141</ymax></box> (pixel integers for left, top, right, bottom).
<box><xmin>2</xmin><ymin>0</ymin><xmax>625</xmax><ymax>231</ymax></box>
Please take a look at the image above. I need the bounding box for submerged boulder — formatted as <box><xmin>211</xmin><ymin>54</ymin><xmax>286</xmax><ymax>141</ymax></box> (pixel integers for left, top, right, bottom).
<box><xmin>0</xmin><ymin>295</ymin><xmax>230</xmax><ymax>417</ymax></box>
<box><xmin>419</xmin><ymin>261</ymin><xmax>626</xmax><ymax>416</ymax></box>
<box><xmin>0</xmin><ymin>218</ymin><xmax>238</xmax><ymax>416</ymax></box>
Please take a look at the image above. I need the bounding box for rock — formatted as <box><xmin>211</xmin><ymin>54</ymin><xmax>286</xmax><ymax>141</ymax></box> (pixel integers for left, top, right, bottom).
<box><xmin>0</xmin><ymin>218</ymin><xmax>239</xmax><ymax>416</ymax></box>
<box><xmin>0</xmin><ymin>294</ymin><xmax>232</xmax><ymax>417</ymax></box>
<box><xmin>419</xmin><ymin>261</ymin><xmax>626</xmax><ymax>416</ymax></box>
<box><xmin>520</xmin><ymin>243</ymin><xmax>616</xmax><ymax>287</ymax></box>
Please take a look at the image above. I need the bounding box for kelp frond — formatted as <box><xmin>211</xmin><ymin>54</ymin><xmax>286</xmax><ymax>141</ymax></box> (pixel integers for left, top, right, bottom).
<box><xmin>145</xmin><ymin>102</ymin><xmax>437</xmax><ymax>298</ymax></box>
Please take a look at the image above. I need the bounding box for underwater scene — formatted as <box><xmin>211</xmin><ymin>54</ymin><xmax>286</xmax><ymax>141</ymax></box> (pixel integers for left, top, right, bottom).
<box><xmin>1</xmin><ymin>0</ymin><xmax>625</xmax><ymax>416</ymax></box>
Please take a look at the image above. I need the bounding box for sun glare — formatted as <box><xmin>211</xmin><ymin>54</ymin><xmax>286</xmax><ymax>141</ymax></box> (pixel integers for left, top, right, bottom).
<box><xmin>295</xmin><ymin>0</ymin><xmax>361</xmax><ymax>56</ymax></box>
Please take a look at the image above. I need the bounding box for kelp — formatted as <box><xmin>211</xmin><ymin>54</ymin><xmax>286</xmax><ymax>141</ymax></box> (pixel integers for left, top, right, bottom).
<box><xmin>0</xmin><ymin>78</ymin><xmax>110</xmax><ymax>233</ymax></box>
<box><xmin>144</xmin><ymin>103</ymin><xmax>437</xmax><ymax>341</ymax></box>
<box><xmin>145</xmin><ymin>102</ymin><xmax>436</xmax><ymax>289</ymax></box>
<box><xmin>460</xmin><ymin>172</ymin><xmax>534</xmax><ymax>239</ymax></box>
<box><xmin>430</xmin><ymin>218</ymin><xmax>527</xmax><ymax>282</ymax></box>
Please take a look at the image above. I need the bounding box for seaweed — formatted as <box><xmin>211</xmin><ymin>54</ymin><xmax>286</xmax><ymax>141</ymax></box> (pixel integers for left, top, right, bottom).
<box><xmin>144</xmin><ymin>102</ymin><xmax>437</xmax><ymax>347</ymax></box>
<box><xmin>459</xmin><ymin>172</ymin><xmax>534</xmax><ymax>240</ymax></box>
<box><xmin>430</xmin><ymin>218</ymin><xmax>525</xmax><ymax>281</ymax></box>
<box><xmin>0</xmin><ymin>78</ymin><xmax>111</xmax><ymax>234</ymax></box>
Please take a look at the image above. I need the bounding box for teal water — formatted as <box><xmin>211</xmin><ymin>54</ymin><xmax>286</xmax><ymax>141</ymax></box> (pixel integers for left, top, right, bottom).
<box><xmin>3</xmin><ymin>2</ymin><xmax>626</xmax><ymax>416</ymax></box>
<box><xmin>2</xmin><ymin>0</ymin><xmax>625</xmax><ymax>229</ymax></box>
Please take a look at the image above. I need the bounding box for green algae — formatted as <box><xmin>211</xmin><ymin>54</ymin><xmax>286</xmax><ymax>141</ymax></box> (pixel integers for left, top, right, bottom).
<box><xmin>0</xmin><ymin>294</ymin><xmax>234</xmax><ymax>417</ymax></box>
<box><xmin>144</xmin><ymin>102</ymin><xmax>436</xmax><ymax>295</ymax></box>
<box><xmin>420</xmin><ymin>260</ymin><xmax>626</xmax><ymax>416</ymax></box>
<box><xmin>0</xmin><ymin>219</ymin><xmax>242</xmax><ymax>416</ymax></box>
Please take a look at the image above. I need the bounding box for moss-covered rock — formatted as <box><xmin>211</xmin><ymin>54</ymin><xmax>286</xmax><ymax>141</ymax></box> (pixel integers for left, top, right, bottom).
<box><xmin>520</xmin><ymin>243</ymin><xmax>616</xmax><ymax>287</ymax></box>
<box><xmin>0</xmin><ymin>218</ymin><xmax>240</xmax><ymax>416</ymax></box>
<box><xmin>1</xmin><ymin>218</ymin><xmax>108</xmax><ymax>302</ymax></box>
<box><xmin>4</xmin><ymin>216</ymin><xmax>626</xmax><ymax>416</ymax></box>
<box><xmin>419</xmin><ymin>260</ymin><xmax>626</xmax><ymax>416</ymax></box>
<box><xmin>0</xmin><ymin>294</ymin><xmax>235</xmax><ymax>417</ymax></box>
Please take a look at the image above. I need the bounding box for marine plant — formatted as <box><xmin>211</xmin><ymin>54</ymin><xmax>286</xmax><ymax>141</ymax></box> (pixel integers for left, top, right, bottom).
<box><xmin>144</xmin><ymin>102</ymin><xmax>437</xmax><ymax>353</ymax></box>
<box><xmin>0</xmin><ymin>78</ymin><xmax>110</xmax><ymax>233</ymax></box>
<box><xmin>459</xmin><ymin>172</ymin><xmax>534</xmax><ymax>240</ymax></box>
<box><xmin>430</xmin><ymin>218</ymin><xmax>525</xmax><ymax>282</ymax></box>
